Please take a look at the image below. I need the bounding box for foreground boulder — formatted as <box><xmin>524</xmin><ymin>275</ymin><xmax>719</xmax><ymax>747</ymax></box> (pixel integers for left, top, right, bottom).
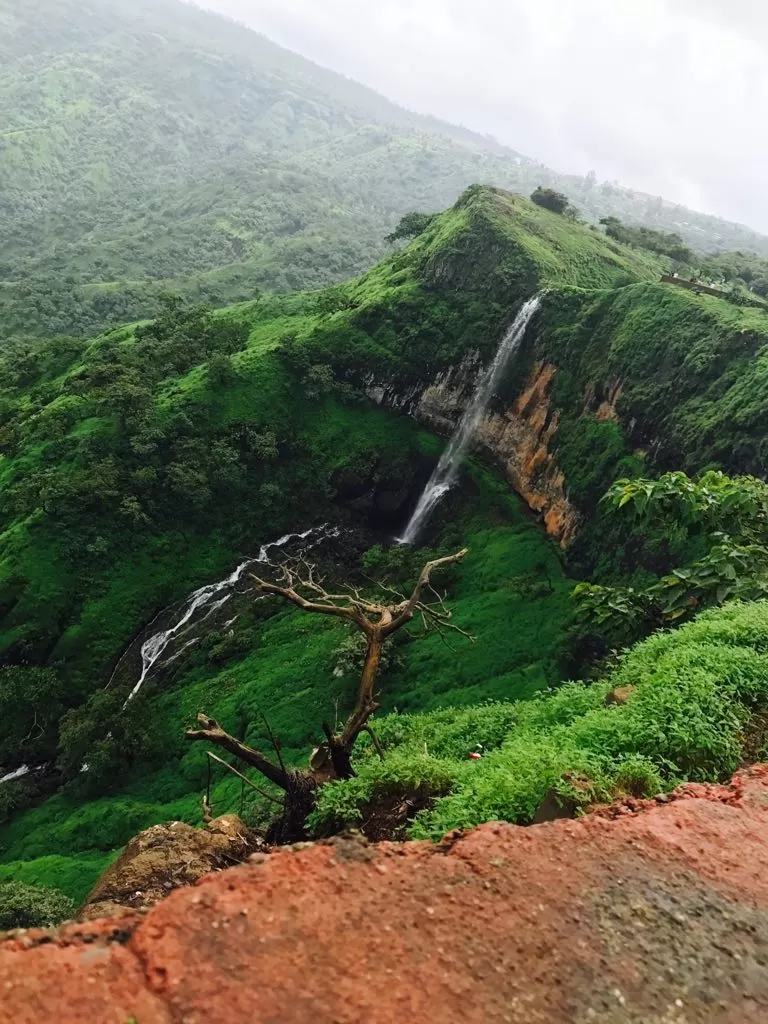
<box><xmin>3</xmin><ymin>767</ymin><xmax>768</xmax><ymax>1023</ymax></box>
<box><xmin>79</xmin><ymin>814</ymin><xmax>263</xmax><ymax>921</ymax></box>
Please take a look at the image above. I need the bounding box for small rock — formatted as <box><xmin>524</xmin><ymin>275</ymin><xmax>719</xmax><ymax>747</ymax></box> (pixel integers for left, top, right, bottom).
<box><xmin>604</xmin><ymin>685</ymin><xmax>636</xmax><ymax>707</ymax></box>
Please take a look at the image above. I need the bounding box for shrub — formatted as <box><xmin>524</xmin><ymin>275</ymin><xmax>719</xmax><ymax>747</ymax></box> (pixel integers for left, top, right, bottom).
<box><xmin>0</xmin><ymin>881</ymin><xmax>75</xmax><ymax>930</ymax></box>
<box><xmin>312</xmin><ymin>602</ymin><xmax>768</xmax><ymax>840</ymax></box>
<box><xmin>531</xmin><ymin>187</ymin><xmax>575</xmax><ymax>217</ymax></box>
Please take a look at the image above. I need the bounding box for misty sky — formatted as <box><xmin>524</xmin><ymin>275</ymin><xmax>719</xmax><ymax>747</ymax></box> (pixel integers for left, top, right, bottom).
<box><xmin>197</xmin><ymin>0</ymin><xmax>768</xmax><ymax>232</ymax></box>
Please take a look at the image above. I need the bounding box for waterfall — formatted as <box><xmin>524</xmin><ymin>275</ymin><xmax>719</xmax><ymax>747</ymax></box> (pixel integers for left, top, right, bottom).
<box><xmin>398</xmin><ymin>294</ymin><xmax>542</xmax><ymax>545</ymax></box>
<box><xmin>120</xmin><ymin>524</ymin><xmax>338</xmax><ymax>705</ymax></box>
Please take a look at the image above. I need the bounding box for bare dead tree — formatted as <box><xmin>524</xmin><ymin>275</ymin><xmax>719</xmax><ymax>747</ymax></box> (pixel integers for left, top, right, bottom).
<box><xmin>186</xmin><ymin>548</ymin><xmax>470</xmax><ymax>842</ymax></box>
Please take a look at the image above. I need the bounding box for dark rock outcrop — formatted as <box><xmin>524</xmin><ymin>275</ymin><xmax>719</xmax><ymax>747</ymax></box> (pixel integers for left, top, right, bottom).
<box><xmin>79</xmin><ymin>814</ymin><xmax>264</xmax><ymax>921</ymax></box>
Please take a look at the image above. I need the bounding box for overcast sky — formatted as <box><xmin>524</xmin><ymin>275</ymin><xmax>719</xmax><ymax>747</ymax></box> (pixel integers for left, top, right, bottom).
<box><xmin>198</xmin><ymin>0</ymin><xmax>768</xmax><ymax>231</ymax></box>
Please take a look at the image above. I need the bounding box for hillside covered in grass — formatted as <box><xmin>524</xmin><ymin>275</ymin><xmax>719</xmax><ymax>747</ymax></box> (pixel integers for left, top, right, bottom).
<box><xmin>310</xmin><ymin>599</ymin><xmax>768</xmax><ymax>839</ymax></box>
<box><xmin>2</xmin><ymin>185</ymin><xmax>768</xmax><ymax>904</ymax></box>
<box><xmin>4</xmin><ymin>187</ymin><xmax>639</xmax><ymax>885</ymax></box>
<box><xmin>3</xmin><ymin>0</ymin><xmax>768</xmax><ymax>341</ymax></box>
<box><xmin>0</xmin><ymin>187</ymin><xmax>664</xmax><ymax>690</ymax></box>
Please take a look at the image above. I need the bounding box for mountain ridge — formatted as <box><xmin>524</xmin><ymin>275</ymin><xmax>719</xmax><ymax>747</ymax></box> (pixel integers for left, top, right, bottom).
<box><xmin>3</xmin><ymin>0</ymin><xmax>768</xmax><ymax>342</ymax></box>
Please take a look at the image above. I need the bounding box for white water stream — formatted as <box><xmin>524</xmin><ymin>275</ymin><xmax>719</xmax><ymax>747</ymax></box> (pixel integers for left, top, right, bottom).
<box><xmin>398</xmin><ymin>295</ymin><xmax>542</xmax><ymax>545</ymax></box>
<box><xmin>118</xmin><ymin>524</ymin><xmax>337</xmax><ymax>705</ymax></box>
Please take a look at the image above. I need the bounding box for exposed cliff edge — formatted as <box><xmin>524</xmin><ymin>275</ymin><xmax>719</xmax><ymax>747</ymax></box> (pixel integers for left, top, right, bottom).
<box><xmin>3</xmin><ymin>765</ymin><xmax>768</xmax><ymax>1024</ymax></box>
<box><xmin>370</xmin><ymin>355</ymin><xmax>581</xmax><ymax>546</ymax></box>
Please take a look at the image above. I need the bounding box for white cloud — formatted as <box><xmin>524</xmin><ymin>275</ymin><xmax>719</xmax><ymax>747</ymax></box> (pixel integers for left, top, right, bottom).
<box><xmin>197</xmin><ymin>0</ymin><xmax>768</xmax><ymax>231</ymax></box>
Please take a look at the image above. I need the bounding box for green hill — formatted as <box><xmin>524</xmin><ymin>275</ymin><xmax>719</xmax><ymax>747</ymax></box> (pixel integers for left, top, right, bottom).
<box><xmin>3</xmin><ymin>0</ymin><xmax>768</xmax><ymax>341</ymax></box>
<box><xmin>0</xmin><ymin>187</ymin><xmax>653</xmax><ymax>712</ymax></box>
<box><xmin>2</xmin><ymin>186</ymin><xmax>768</xmax><ymax>902</ymax></box>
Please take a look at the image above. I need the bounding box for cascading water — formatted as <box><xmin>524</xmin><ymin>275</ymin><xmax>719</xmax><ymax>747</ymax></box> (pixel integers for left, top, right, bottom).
<box><xmin>398</xmin><ymin>294</ymin><xmax>542</xmax><ymax>545</ymax></box>
<box><xmin>117</xmin><ymin>524</ymin><xmax>338</xmax><ymax>705</ymax></box>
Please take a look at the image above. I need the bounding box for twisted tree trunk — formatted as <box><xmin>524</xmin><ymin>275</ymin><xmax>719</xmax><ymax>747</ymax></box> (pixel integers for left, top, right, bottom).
<box><xmin>186</xmin><ymin>548</ymin><xmax>469</xmax><ymax>841</ymax></box>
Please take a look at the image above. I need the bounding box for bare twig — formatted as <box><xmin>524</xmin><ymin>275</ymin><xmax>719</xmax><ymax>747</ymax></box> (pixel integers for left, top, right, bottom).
<box><xmin>206</xmin><ymin>751</ymin><xmax>282</xmax><ymax>805</ymax></box>
<box><xmin>363</xmin><ymin>725</ymin><xmax>386</xmax><ymax>761</ymax></box>
<box><xmin>202</xmin><ymin>792</ymin><xmax>213</xmax><ymax>825</ymax></box>
<box><xmin>186</xmin><ymin>713</ymin><xmax>289</xmax><ymax>791</ymax></box>
<box><xmin>261</xmin><ymin>712</ymin><xmax>287</xmax><ymax>777</ymax></box>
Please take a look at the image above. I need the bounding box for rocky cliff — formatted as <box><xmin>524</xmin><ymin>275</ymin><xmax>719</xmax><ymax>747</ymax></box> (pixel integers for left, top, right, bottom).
<box><xmin>3</xmin><ymin>765</ymin><xmax>768</xmax><ymax>1023</ymax></box>
<box><xmin>370</xmin><ymin>354</ymin><xmax>581</xmax><ymax>546</ymax></box>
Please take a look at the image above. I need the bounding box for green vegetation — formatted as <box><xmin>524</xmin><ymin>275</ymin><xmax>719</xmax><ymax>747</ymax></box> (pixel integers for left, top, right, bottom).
<box><xmin>530</xmin><ymin>186</ymin><xmax>578</xmax><ymax>219</ymax></box>
<box><xmin>311</xmin><ymin>599</ymin><xmax>768</xmax><ymax>838</ymax></box>
<box><xmin>386</xmin><ymin>212</ymin><xmax>439</xmax><ymax>245</ymax></box>
<box><xmin>599</xmin><ymin>217</ymin><xmax>695</xmax><ymax>264</ymax></box>
<box><xmin>3</xmin><ymin>187</ymin><xmax>622</xmax><ymax>892</ymax></box>
<box><xmin>0</xmin><ymin>880</ymin><xmax>75</xmax><ymax>929</ymax></box>
<box><xmin>0</xmin><ymin>472</ymin><xmax>573</xmax><ymax>887</ymax></box>
<box><xmin>3</xmin><ymin>179</ymin><xmax>768</xmax><ymax>906</ymax></box>
<box><xmin>570</xmin><ymin>470</ymin><xmax>768</xmax><ymax>662</ymax></box>
<box><xmin>700</xmin><ymin>250</ymin><xmax>768</xmax><ymax>297</ymax></box>
<box><xmin>0</xmin><ymin>186</ymin><xmax>650</xmax><ymax>724</ymax></box>
<box><xmin>3</xmin><ymin>0</ymin><xmax>768</xmax><ymax>341</ymax></box>
<box><xmin>533</xmin><ymin>281</ymin><xmax>768</xmax><ymax>527</ymax></box>
<box><xmin>585</xmin><ymin>471</ymin><xmax>768</xmax><ymax>611</ymax></box>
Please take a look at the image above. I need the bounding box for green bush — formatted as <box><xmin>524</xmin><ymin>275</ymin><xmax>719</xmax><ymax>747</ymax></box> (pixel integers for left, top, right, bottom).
<box><xmin>312</xmin><ymin>601</ymin><xmax>768</xmax><ymax>840</ymax></box>
<box><xmin>0</xmin><ymin>881</ymin><xmax>75</xmax><ymax>930</ymax></box>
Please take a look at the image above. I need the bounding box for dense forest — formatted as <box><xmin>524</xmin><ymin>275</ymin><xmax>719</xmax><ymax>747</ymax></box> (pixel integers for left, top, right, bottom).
<box><xmin>3</xmin><ymin>0</ymin><xmax>768</xmax><ymax>341</ymax></box>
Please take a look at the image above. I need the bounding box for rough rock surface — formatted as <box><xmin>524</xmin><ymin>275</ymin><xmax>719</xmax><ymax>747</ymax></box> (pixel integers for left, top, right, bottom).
<box><xmin>3</xmin><ymin>766</ymin><xmax>768</xmax><ymax>1023</ymax></box>
<box><xmin>480</xmin><ymin>360</ymin><xmax>579</xmax><ymax>546</ymax></box>
<box><xmin>370</xmin><ymin>355</ymin><xmax>581</xmax><ymax>546</ymax></box>
<box><xmin>79</xmin><ymin>814</ymin><xmax>263</xmax><ymax>921</ymax></box>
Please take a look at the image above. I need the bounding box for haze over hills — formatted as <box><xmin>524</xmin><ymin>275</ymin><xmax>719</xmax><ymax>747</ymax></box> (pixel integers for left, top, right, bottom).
<box><xmin>2</xmin><ymin>0</ymin><xmax>768</xmax><ymax>340</ymax></box>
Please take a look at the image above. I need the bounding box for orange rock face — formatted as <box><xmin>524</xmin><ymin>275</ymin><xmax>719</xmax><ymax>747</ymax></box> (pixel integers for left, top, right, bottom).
<box><xmin>481</xmin><ymin>361</ymin><xmax>580</xmax><ymax>546</ymax></box>
<box><xmin>3</xmin><ymin>766</ymin><xmax>768</xmax><ymax>1023</ymax></box>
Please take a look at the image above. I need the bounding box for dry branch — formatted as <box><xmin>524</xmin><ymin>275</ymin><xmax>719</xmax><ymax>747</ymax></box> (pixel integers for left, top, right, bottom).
<box><xmin>206</xmin><ymin>751</ymin><xmax>283</xmax><ymax>805</ymax></box>
<box><xmin>186</xmin><ymin>713</ymin><xmax>290</xmax><ymax>790</ymax></box>
<box><xmin>187</xmin><ymin>548</ymin><xmax>471</xmax><ymax>840</ymax></box>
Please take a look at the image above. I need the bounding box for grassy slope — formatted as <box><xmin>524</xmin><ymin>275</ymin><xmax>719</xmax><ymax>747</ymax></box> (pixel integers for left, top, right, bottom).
<box><xmin>309</xmin><ymin>599</ymin><xmax>768</xmax><ymax>840</ymax></box>
<box><xmin>0</xmin><ymin>190</ymin><xmax>745</xmax><ymax>901</ymax></box>
<box><xmin>3</xmin><ymin>189</ymin><xmax>645</xmax><ymax>894</ymax></box>
<box><xmin>529</xmin><ymin>280</ymin><xmax>768</xmax><ymax>544</ymax></box>
<box><xmin>0</xmin><ymin>469</ymin><xmax>573</xmax><ymax>899</ymax></box>
<box><xmin>3</xmin><ymin>0</ymin><xmax>767</xmax><ymax>341</ymax></box>
<box><xmin>0</xmin><ymin>188</ymin><xmax>657</xmax><ymax>684</ymax></box>
<box><xmin>0</xmin><ymin>295</ymin><xmax>411</xmax><ymax>681</ymax></box>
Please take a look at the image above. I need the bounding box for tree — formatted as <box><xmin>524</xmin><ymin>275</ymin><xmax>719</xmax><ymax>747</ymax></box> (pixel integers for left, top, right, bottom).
<box><xmin>530</xmin><ymin>187</ymin><xmax>573</xmax><ymax>216</ymax></box>
<box><xmin>0</xmin><ymin>667</ymin><xmax>64</xmax><ymax>766</ymax></box>
<box><xmin>385</xmin><ymin>211</ymin><xmax>437</xmax><ymax>244</ymax></box>
<box><xmin>186</xmin><ymin>549</ymin><xmax>470</xmax><ymax>841</ymax></box>
<box><xmin>206</xmin><ymin>352</ymin><xmax>236</xmax><ymax>389</ymax></box>
<box><xmin>599</xmin><ymin>217</ymin><xmax>695</xmax><ymax>264</ymax></box>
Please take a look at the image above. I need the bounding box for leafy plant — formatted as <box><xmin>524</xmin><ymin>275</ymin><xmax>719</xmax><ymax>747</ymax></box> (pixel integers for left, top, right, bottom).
<box><xmin>574</xmin><ymin>471</ymin><xmax>768</xmax><ymax>640</ymax></box>
<box><xmin>385</xmin><ymin>212</ymin><xmax>438</xmax><ymax>244</ymax></box>
<box><xmin>531</xmin><ymin>187</ymin><xmax>576</xmax><ymax>217</ymax></box>
<box><xmin>0</xmin><ymin>881</ymin><xmax>75</xmax><ymax>930</ymax></box>
<box><xmin>313</xmin><ymin>600</ymin><xmax>768</xmax><ymax>840</ymax></box>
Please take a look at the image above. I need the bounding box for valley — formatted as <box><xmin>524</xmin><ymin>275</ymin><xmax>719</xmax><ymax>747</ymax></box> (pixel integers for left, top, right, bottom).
<box><xmin>4</xmin><ymin>0</ymin><xmax>768</xmax><ymax>342</ymax></box>
<box><xmin>2</xmin><ymin>2</ymin><xmax>768</xmax><ymax>972</ymax></box>
<box><xmin>2</xmin><ymin>182</ymin><xmax>768</xmax><ymax>911</ymax></box>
